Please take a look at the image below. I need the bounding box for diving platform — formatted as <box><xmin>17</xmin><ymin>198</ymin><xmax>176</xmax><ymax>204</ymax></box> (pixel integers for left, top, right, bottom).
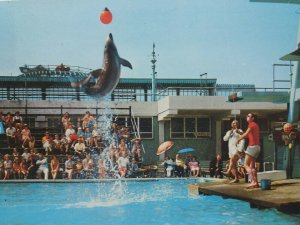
<box><xmin>188</xmin><ymin>179</ymin><xmax>300</xmax><ymax>214</ymax></box>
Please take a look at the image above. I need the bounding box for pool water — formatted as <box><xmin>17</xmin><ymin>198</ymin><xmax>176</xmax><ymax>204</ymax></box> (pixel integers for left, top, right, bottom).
<box><xmin>1</xmin><ymin>179</ymin><xmax>299</xmax><ymax>225</ymax></box>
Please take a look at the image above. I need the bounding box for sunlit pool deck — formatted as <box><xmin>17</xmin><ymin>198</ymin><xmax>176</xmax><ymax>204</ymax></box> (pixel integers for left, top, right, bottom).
<box><xmin>188</xmin><ymin>179</ymin><xmax>300</xmax><ymax>214</ymax></box>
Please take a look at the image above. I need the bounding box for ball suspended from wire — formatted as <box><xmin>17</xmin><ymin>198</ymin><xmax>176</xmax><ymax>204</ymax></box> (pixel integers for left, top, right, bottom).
<box><xmin>100</xmin><ymin>7</ymin><xmax>113</xmax><ymax>25</ymax></box>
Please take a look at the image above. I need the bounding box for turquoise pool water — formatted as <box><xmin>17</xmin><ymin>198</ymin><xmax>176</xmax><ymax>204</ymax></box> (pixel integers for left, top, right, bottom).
<box><xmin>1</xmin><ymin>179</ymin><xmax>299</xmax><ymax>225</ymax></box>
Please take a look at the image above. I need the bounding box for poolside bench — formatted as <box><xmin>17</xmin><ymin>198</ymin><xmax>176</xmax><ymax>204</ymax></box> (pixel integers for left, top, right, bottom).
<box><xmin>200</xmin><ymin>161</ymin><xmax>210</xmax><ymax>177</ymax></box>
<box><xmin>200</xmin><ymin>160</ymin><xmax>227</xmax><ymax>178</ymax></box>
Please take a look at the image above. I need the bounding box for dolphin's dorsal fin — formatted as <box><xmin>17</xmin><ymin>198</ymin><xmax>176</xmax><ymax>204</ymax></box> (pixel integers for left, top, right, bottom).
<box><xmin>120</xmin><ymin>58</ymin><xmax>133</xmax><ymax>69</ymax></box>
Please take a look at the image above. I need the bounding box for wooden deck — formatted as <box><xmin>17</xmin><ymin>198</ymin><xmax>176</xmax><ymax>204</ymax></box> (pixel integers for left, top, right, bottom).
<box><xmin>188</xmin><ymin>179</ymin><xmax>300</xmax><ymax>214</ymax></box>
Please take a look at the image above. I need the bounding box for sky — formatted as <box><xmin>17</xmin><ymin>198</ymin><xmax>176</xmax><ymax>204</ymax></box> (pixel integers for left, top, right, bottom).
<box><xmin>0</xmin><ymin>0</ymin><xmax>300</xmax><ymax>88</ymax></box>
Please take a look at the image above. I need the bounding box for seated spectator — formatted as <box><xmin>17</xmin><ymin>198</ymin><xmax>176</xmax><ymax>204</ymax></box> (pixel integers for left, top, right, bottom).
<box><xmin>52</xmin><ymin>134</ymin><xmax>62</xmax><ymax>154</ymax></box>
<box><xmin>189</xmin><ymin>156</ymin><xmax>200</xmax><ymax>177</ymax></box>
<box><xmin>77</xmin><ymin>127</ymin><xmax>85</xmax><ymax>138</ymax></box>
<box><xmin>175</xmin><ymin>154</ymin><xmax>185</xmax><ymax>177</ymax></box>
<box><xmin>84</xmin><ymin>127</ymin><xmax>91</xmax><ymax>147</ymax></box>
<box><xmin>21</xmin><ymin>124</ymin><xmax>31</xmax><ymax>148</ymax></box>
<box><xmin>117</xmin><ymin>152</ymin><xmax>129</xmax><ymax>178</ymax></box>
<box><xmin>162</xmin><ymin>156</ymin><xmax>174</xmax><ymax>177</ymax></box>
<box><xmin>65</xmin><ymin>123</ymin><xmax>76</xmax><ymax>145</ymax></box>
<box><xmin>22</xmin><ymin>148</ymin><xmax>30</xmax><ymax>162</ymax></box>
<box><xmin>13</xmin><ymin>111</ymin><xmax>23</xmax><ymax>129</ymax></box>
<box><xmin>27</xmin><ymin>153</ymin><xmax>38</xmax><ymax>179</ymax></box>
<box><xmin>20</xmin><ymin>158</ymin><xmax>28</xmax><ymax>179</ymax></box>
<box><xmin>64</xmin><ymin>155</ymin><xmax>74</xmax><ymax>179</ymax></box>
<box><xmin>74</xmin><ymin>158</ymin><xmax>82</xmax><ymax>179</ymax></box>
<box><xmin>91</xmin><ymin>124</ymin><xmax>99</xmax><ymax>148</ymax></box>
<box><xmin>28</xmin><ymin>136</ymin><xmax>36</xmax><ymax>153</ymax></box>
<box><xmin>74</xmin><ymin>137</ymin><xmax>86</xmax><ymax>157</ymax></box>
<box><xmin>120</xmin><ymin>127</ymin><xmax>129</xmax><ymax>140</ymax></box>
<box><xmin>60</xmin><ymin>135</ymin><xmax>69</xmax><ymax>154</ymax></box>
<box><xmin>185</xmin><ymin>154</ymin><xmax>192</xmax><ymax>176</ymax></box>
<box><xmin>131</xmin><ymin>138</ymin><xmax>141</xmax><ymax>162</ymax></box>
<box><xmin>3</xmin><ymin>154</ymin><xmax>12</xmax><ymax>180</ymax></box>
<box><xmin>209</xmin><ymin>153</ymin><xmax>223</xmax><ymax>178</ymax></box>
<box><xmin>98</xmin><ymin>158</ymin><xmax>106</xmax><ymax>179</ymax></box>
<box><xmin>61</xmin><ymin>112</ymin><xmax>71</xmax><ymax>131</ymax></box>
<box><xmin>42</xmin><ymin>132</ymin><xmax>53</xmax><ymax>156</ymax></box>
<box><xmin>36</xmin><ymin>152</ymin><xmax>49</xmax><ymax>180</ymax></box>
<box><xmin>15</xmin><ymin>129</ymin><xmax>22</xmax><ymax>148</ymax></box>
<box><xmin>5</xmin><ymin>112</ymin><xmax>13</xmax><ymax>127</ymax></box>
<box><xmin>118</xmin><ymin>138</ymin><xmax>128</xmax><ymax>157</ymax></box>
<box><xmin>81</xmin><ymin>154</ymin><xmax>94</xmax><ymax>179</ymax></box>
<box><xmin>80</xmin><ymin>111</ymin><xmax>95</xmax><ymax>130</ymax></box>
<box><xmin>128</xmin><ymin>158</ymin><xmax>139</xmax><ymax>178</ymax></box>
<box><xmin>0</xmin><ymin>158</ymin><xmax>4</xmax><ymax>179</ymax></box>
<box><xmin>13</xmin><ymin>158</ymin><xmax>21</xmax><ymax>179</ymax></box>
<box><xmin>5</xmin><ymin>123</ymin><xmax>16</xmax><ymax>148</ymax></box>
<box><xmin>51</xmin><ymin>155</ymin><xmax>60</xmax><ymax>179</ymax></box>
<box><xmin>111</xmin><ymin>122</ymin><xmax>120</xmax><ymax>144</ymax></box>
<box><xmin>0</xmin><ymin>111</ymin><xmax>5</xmax><ymax>135</ymax></box>
<box><xmin>12</xmin><ymin>147</ymin><xmax>20</xmax><ymax>161</ymax></box>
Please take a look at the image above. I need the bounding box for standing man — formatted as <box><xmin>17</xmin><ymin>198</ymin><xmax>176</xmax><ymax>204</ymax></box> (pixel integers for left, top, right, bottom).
<box><xmin>223</xmin><ymin>120</ymin><xmax>245</xmax><ymax>183</ymax></box>
<box><xmin>237</xmin><ymin>113</ymin><xmax>260</xmax><ymax>189</ymax></box>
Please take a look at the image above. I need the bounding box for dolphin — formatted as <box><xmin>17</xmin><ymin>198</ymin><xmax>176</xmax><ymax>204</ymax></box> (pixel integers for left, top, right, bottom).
<box><xmin>71</xmin><ymin>33</ymin><xmax>132</xmax><ymax>98</ymax></box>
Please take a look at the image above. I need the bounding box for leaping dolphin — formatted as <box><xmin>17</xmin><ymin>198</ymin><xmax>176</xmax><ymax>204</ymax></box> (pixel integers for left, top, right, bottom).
<box><xmin>71</xmin><ymin>33</ymin><xmax>132</xmax><ymax>98</ymax></box>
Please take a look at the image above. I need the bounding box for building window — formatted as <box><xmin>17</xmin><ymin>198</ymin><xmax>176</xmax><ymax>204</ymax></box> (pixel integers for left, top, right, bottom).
<box><xmin>139</xmin><ymin>117</ymin><xmax>153</xmax><ymax>139</ymax></box>
<box><xmin>171</xmin><ymin>117</ymin><xmax>210</xmax><ymax>138</ymax></box>
<box><xmin>171</xmin><ymin>118</ymin><xmax>184</xmax><ymax>138</ymax></box>
<box><xmin>115</xmin><ymin>116</ymin><xmax>153</xmax><ymax>139</ymax></box>
<box><xmin>195</xmin><ymin>117</ymin><xmax>211</xmax><ymax>137</ymax></box>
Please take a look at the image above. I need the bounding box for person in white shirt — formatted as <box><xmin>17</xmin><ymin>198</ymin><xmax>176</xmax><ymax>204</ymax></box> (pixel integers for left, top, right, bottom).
<box><xmin>36</xmin><ymin>153</ymin><xmax>49</xmax><ymax>180</ymax></box>
<box><xmin>74</xmin><ymin>137</ymin><xmax>86</xmax><ymax>157</ymax></box>
<box><xmin>117</xmin><ymin>152</ymin><xmax>129</xmax><ymax>177</ymax></box>
<box><xmin>223</xmin><ymin>120</ymin><xmax>245</xmax><ymax>183</ymax></box>
<box><xmin>162</xmin><ymin>156</ymin><xmax>175</xmax><ymax>177</ymax></box>
<box><xmin>6</xmin><ymin>123</ymin><xmax>16</xmax><ymax>148</ymax></box>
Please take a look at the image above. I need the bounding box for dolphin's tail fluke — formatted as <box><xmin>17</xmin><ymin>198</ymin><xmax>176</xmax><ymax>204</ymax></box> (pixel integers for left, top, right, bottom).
<box><xmin>120</xmin><ymin>58</ymin><xmax>133</xmax><ymax>69</ymax></box>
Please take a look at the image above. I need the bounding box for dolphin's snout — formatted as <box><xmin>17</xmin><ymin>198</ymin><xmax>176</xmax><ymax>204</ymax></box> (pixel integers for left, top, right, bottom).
<box><xmin>109</xmin><ymin>33</ymin><xmax>113</xmax><ymax>40</ymax></box>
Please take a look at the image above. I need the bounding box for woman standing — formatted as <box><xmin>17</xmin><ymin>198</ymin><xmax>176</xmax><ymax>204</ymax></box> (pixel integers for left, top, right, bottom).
<box><xmin>223</xmin><ymin>120</ymin><xmax>245</xmax><ymax>183</ymax></box>
<box><xmin>237</xmin><ymin>113</ymin><xmax>261</xmax><ymax>189</ymax></box>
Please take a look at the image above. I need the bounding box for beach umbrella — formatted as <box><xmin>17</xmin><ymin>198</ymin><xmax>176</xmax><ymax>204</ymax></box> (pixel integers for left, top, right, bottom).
<box><xmin>177</xmin><ymin>148</ymin><xmax>194</xmax><ymax>154</ymax></box>
<box><xmin>156</xmin><ymin>140</ymin><xmax>174</xmax><ymax>155</ymax></box>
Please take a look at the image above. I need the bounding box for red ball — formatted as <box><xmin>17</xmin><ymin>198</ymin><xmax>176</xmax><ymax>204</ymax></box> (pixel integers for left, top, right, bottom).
<box><xmin>100</xmin><ymin>8</ymin><xmax>113</xmax><ymax>24</ymax></box>
<box><xmin>283</xmin><ymin>123</ymin><xmax>293</xmax><ymax>133</ymax></box>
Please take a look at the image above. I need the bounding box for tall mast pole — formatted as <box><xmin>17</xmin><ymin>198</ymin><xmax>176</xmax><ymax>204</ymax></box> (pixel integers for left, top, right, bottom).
<box><xmin>151</xmin><ymin>43</ymin><xmax>157</xmax><ymax>101</ymax></box>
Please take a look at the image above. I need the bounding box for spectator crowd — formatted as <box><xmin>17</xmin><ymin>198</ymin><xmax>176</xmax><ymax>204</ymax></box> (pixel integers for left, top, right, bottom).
<box><xmin>0</xmin><ymin>110</ymin><xmax>142</xmax><ymax>180</ymax></box>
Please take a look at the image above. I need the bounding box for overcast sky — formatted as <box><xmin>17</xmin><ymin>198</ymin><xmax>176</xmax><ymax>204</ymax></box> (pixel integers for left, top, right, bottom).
<box><xmin>0</xmin><ymin>0</ymin><xmax>299</xmax><ymax>88</ymax></box>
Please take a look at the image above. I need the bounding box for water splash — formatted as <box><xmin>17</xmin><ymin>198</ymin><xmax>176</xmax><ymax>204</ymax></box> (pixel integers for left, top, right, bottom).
<box><xmin>64</xmin><ymin>181</ymin><xmax>181</xmax><ymax>209</ymax></box>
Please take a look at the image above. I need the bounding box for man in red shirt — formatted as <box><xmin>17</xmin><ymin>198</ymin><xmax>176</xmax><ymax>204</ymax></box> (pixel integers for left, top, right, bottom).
<box><xmin>237</xmin><ymin>113</ymin><xmax>260</xmax><ymax>189</ymax></box>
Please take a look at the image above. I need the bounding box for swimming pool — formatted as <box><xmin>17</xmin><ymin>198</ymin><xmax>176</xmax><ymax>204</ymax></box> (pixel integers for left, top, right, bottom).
<box><xmin>1</xmin><ymin>178</ymin><xmax>299</xmax><ymax>225</ymax></box>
